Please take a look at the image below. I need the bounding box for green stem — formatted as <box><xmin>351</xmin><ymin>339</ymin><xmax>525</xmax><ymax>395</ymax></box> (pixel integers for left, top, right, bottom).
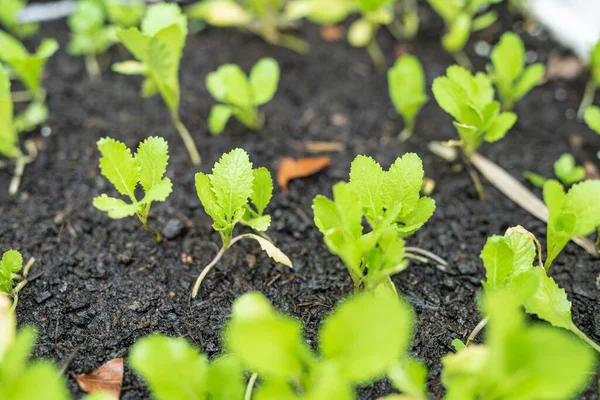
<box><xmin>140</xmin><ymin>216</ymin><xmax>162</xmax><ymax>242</ymax></box>
<box><xmin>9</xmin><ymin>154</ymin><xmax>32</xmax><ymax>196</ymax></box>
<box><xmin>278</xmin><ymin>33</ymin><xmax>310</xmax><ymax>54</ymax></box>
<box><xmin>11</xmin><ymin>90</ymin><xmax>33</xmax><ymax>103</ymax></box>
<box><xmin>571</xmin><ymin>324</ymin><xmax>600</xmax><ymax>353</ymax></box>
<box><xmin>577</xmin><ymin>80</ymin><xmax>597</xmax><ymax>120</ymax></box>
<box><xmin>366</xmin><ymin>39</ymin><xmax>386</xmax><ymax>70</ymax></box>
<box><xmin>466</xmin><ymin>317</ymin><xmax>489</xmax><ymax>346</ymax></box>
<box><xmin>399</xmin><ymin>120</ymin><xmax>415</xmax><ymax>141</ymax></box>
<box><xmin>172</xmin><ymin>113</ymin><xmax>201</xmax><ymax>166</ymax></box>
<box><xmin>85</xmin><ymin>53</ymin><xmax>101</xmax><ymax>81</ymax></box>
<box><xmin>452</xmin><ymin>51</ymin><xmax>473</xmax><ymax>71</ymax></box>
<box><xmin>244</xmin><ymin>372</ymin><xmax>258</xmax><ymax>400</ymax></box>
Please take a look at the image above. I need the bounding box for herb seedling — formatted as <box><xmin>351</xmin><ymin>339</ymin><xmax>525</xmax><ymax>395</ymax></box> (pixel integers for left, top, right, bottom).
<box><xmin>186</xmin><ymin>0</ymin><xmax>309</xmax><ymax>53</ymax></box>
<box><xmin>192</xmin><ymin>148</ymin><xmax>292</xmax><ymax>297</ymax></box>
<box><xmin>524</xmin><ymin>153</ymin><xmax>585</xmax><ymax>188</ymax></box>
<box><xmin>206</xmin><ymin>58</ymin><xmax>280</xmax><ymax>135</ymax></box>
<box><xmin>427</xmin><ymin>0</ymin><xmax>502</xmax><ymax>69</ymax></box>
<box><xmin>104</xmin><ymin>0</ymin><xmax>145</xmax><ymax>28</ymax></box>
<box><xmin>313</xmin><ymin>154</ymin><xmax>436</xmax><ymax>292</ymax></box>
<box><xmin>93</xmin><ymin>137</ymin><xmax>173</xmax><ymax>241</ymax></box>
<box><xmin>388</xmin><ymin>54</ymin><xmax>428</xmax><ymax>141</ymax></box>
<box><xmin>286</xmin><ymin>0</ymin><xmax>397</xmax><ymax>68</ymax></box>
<box><xmin>390</xmin><ymin>0</ymin><xmax>420</xmax><ymax>40</ymax></box>
<box><xmin>488</xmin><ymin>31</ymin><xmax>545</xmax><ymax>110</ymax></box>
<box><xmin>0</xmin><ymin>0</ymin><xmax>39</xmax><ymax>38</ymax></box>
<box><xmin>577</xmin><ymin>40</ymin><xmax>600</xmax><ymax>119</ymax></box>
<box><xmin>0</xmin><ymin>250</ymin><xmax>34</xmax><ymax>312</ymax></box>
<box><xmin>584</xmin><ymin>105</ymin><xmax>600</xmax><ymax>134</ymax></box>
<box><xmin>113</xmin><ymin>3</ymin><xmax>201</xmax><ymax>165</ymax></box>
<box><xmin>68</xmin><ymin>0</ymin><xmax>117</xmax><ymax>79</ymax></box>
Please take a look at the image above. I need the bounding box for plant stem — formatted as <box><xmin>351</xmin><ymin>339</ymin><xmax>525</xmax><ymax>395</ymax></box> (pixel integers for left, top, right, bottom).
<box><xmin>9</xmin><ymin>154</ymin><xmax>32</xmax><ymax>196</ymax></box>
<box><xmin>405</xmin><ymin>247</ymin><xmax>448</xmax><ymax>267</ymax></box>
<box><xmin>571</xmin><ymin>324</ymin><xmax>600</xmax><ymax>353</ymax></box>
<box><xmin>85</xmin><ymin>53</ymin><xmax>101</xmax><ymax>81</ymax></box>
<box><xmin>278</xmin><ymin>33</ymin><xmax>310</xmax><ymax>54</ymax></box>
<box><xmin>466</xmin><ymin>317</ymin><xmax>489</xmax><ymax>346</ymax></box>
<box><xmin>172</xmin><ymin>113</ymin><xmax>201</xmax><ymax>166</ymax></box>
<box><xmin>577</xmin><ymin>80</ymin><xmax>597</xmax><ymax>120</ymax></box>
<box><xmin>10</xmin><ymin>258</ymin><xmax>35</xmax><ymax>313</ymax></box>
<box><xmin>140</xmin><ymin>217</ymin><xmax>162</xmax><ymax>242</ymax></box>
<box><xmin>11</xmin><ymin>90</ymin><xmax>33</xmax><ymax>103</ymax></box>
<box><xmin>366</xmin><ymin>39</ymin><xmax>386</xmax><ymax>70</ymax></box>
<box><xmin>244</xmin><ymin>373</ymin><xmax>258</xmax><ymax>400</ymax></box>
<box><xmin>452</xmin><ymin>51</ymin><xmax>473</xmax><ymax>71</ymax></box>
<box><xmin>399</xmin><ymin>120</ymin><xmax>415</xmax><ymax>141</ymax></box>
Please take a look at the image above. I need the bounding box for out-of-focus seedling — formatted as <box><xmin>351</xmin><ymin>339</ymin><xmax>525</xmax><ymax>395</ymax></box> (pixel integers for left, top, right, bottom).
<box><xmin>186</xmin><ymin>0</ymin><xmax>309</xmax><ymax>53</ymax></box>
<box><xmin>113</xmin><ymin>3</ymin><xmax>202</xmax><ymax>165</ymax></box>
<box><xmin>524</xmin><ymin>153</ymin><xmax>585</xmax><ymax>188</ymax></box>
<box><xmin>585</xmin><ymin>105</ymin><xmax>600</xmax><ymax>134</ymax></box>
<box><xmin>206</xmin><ymin>58</ymin><xmax>280</xmax><ymax>135</ymax></box>
<box><xmin>0</xmin><ymin>0</ymin><xmax>39</xmax><ymax>38</ymax></box>
<box><xmin>104</xmin><ymin>0</ymin><xmax>145</xmax><ymax>28</ymax></box>
<box><xmin>488</xmin><ymin>31</ymin><xmax>545</xmax><ymax>110</ymax></box>
<box><xmin>577</xmin><ymin>40</ymin><xmax>600</xmax><ymax>119</ymax></box>
<box><xmin>93</xmin><ymin>137</ymin><xmax>173</xmax><ymax>241</ymax></box>
<box><xmin>388</xmin><ymin>54</ymin><xmax>428</xmax><ymax>141</ymax></box>
<box><xmin>192</xmin><ymin>148</ymin><xmax>292</xmax><ymax>297</ymax></box>
<box><xmin>427</xmin><ymin>0</ymin><xmax>502</xmax><ymax>69</ymax></box>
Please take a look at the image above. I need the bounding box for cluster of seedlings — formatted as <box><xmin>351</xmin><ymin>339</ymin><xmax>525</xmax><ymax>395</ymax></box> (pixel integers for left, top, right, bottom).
<box><xmin>1</xmin><ymin>0</ymin><xmax>600</xmax><ymax>399</ymax></box>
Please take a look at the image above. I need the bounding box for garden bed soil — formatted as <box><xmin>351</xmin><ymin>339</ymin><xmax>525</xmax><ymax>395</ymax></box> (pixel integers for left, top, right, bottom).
<box><xmin>1</xmin><ymin>3</ymin><xmax>599</xmax><ymax>399</ymax></box>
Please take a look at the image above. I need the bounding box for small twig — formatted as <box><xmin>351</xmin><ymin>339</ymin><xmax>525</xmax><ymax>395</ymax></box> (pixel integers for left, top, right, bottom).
<box><xmin>245</xmin><ymin>372</ymin><xmax>258</xmax><ymax>400</ymax></box>
<box><xmin>405</xmin><ymin>246</ymin><xmax>448</xmax><ymax>267</ymax></box>
<box><xmin>466</xmin><ymin>317</ymin><xmax>489</xmax><ymax>346</ymax></box>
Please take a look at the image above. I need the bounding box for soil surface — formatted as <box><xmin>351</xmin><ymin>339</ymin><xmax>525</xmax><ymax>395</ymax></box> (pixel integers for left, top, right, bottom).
<box><xmin>1</xmin><ymin>2</ymin><xmax>599</xmax><ymax>399</ymax></box>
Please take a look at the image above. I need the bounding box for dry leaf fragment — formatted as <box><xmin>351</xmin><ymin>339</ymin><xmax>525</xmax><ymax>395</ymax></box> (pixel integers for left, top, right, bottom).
<box><xmin>320</xmin><ymin>26</ymin><xmax>344</xmax><ymax>41</ymax></box>
<box><xmin>545</xmin><ymin>53</ymin><xmax>583</xmax><ymax>81</ymax></box>
<box><xmin>75</xmin><ymin>358</ymin><xmax>123</xmax><ymax>399</ymax></box>
<box><xmin>277</xmin><ymin>157</ymin><xmax>331</xmax><ymax>192</ymax></box>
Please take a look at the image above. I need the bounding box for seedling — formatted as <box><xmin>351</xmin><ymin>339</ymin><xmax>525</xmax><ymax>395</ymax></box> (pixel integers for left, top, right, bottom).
<box><xmin>584</xmin><ymin>105</ymin><xmax>600</xmax><ymax>134</ymax></box>
<box><xmin>577</xmin><ymin>40</ymin><xmax>600</xmax><ymax>119</ymax></box>
<box><xmin>313</xmin><ymin>154</ymin><xmax>435</xmax><ymax>292</ymax></box>
<box><xmin>427</xmin><ymin>0</ymin><xmax>502</xmax><ymax>69</ymax></box>
<box><xmin>388</xmin><ymin>54</ymin><xmax>428</xmax><ymax>141</ymax></box>
<box><xmin>286</xmin><ymin>0</ymin><xmax>397</xmax><ymax>68</ymax></box>
<box><xmin>186</xmin><ymin>0</ymin><xmax>309</xmax><ymax>53</ymax></box>
<box><xmin>192</xmin><ymin>148</ymin><xmax>292</xmax><ymax>297</ymax></box>
<box><xmin>93</xmin><ymin>137</ymin><xmax>173</xmax><ymax>241</ymax></box>
<box><xmin>0</xmin><ymin>0</ymin><xmax>39</xmax><ymax>38</ymax></box>
<box><xmin>68</xmin><ymin>0</ymin><xmax>118</xmax><ymax>79</ymax></box>
<box><xmin>389</xmin><ymin>0</ymin><xmax>420</xmax><ymax>40</ymax></box>
<box><xmin>488</xmin><ymin>31</ymin><xmax>545</xmax><ymax>110</ymax></box>
<box><xmin>206</xmin><ymin>58</ymin><xmax>280</xmax><ymax>135</ymax></box>
<box><xmin>0</xmin><ymin>250</ymin><xmax>34</xmax><ymax>313</ymax></box>
<box><xmin>113</xmin><ymin>3</ymin><xmax>202</xmax><ymax>165</ymax></box>
<box><xmin>104</xmin><ymin>0</ymin><xmax>145</xmax><ymax>28</ymax></box>
<box><xmin>524</xmin><ymin>153</ymin><xmax>585</xmax><ymax>188</ymax></box>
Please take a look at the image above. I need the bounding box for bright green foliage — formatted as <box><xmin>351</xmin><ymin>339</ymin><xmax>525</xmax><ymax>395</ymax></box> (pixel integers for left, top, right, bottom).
<box><xmin>0</xmin><ymin>250</ymin><xmax>22</xmax><ymax>294</ymax></box>
<box><xmin>578</xmin><ymin>41</ymin><xmax>600</xmax><ymax>118</ymax></box>
<box><xmin>226</xmin><ymin>291</ymin><xmax>414</xmax><ymax>397</ymax></box>
<box><xmin>68</xmin><ymin>0</ymin><xmax>117</xmax><ymax>57</ymax></box>
<box><xmin>432</xmin><ymin>65</ymin><xmax>517</xmax><ymax>158</ymax></box>
<box><xmin>590</xmin><ymin>40</ymin><xmax>600</xmax><ymax>89</ymax></box>
<box><xmin>442</xmin><ymin>289</ymin><xmax>595</xmax><ymax>399</ymax></box>
<box><xmin>0</xmin><ymin>0</ymin><xmax>39</xmax><ymax>38</ymax></box>
<box><xmin>313</xmin><ymin>154</ymin><xmax>435</xmax><ymax>291</ymax></box>
<box><xmin>388</xmin><ymin>55</ymin><xmax>428</xmax><ymax>140</ymax></box>
<box><xmin>206</xmin><ymin>58</ymin><xmax>280</xmax><ymax>135</ymax></box>
<box><xmin>544</xmin><ymin>180</ymin><xmax>600</xmax><ymax>268</ymax></box>
<box><xmin>93</xmin><ymin>137</ymin><xmax>172</xmax><ymax>240</ymax></box>
<box><xmin>104</xmin><ymin>0</ymin><xmax>145</xmax><ymax>28</ymax></box>
<box><xmin>385</xmin><ymin>357</ymin><xmax>429</xmax><ymax>399</ymax></box>
<box><xmin>0</xmin><ymin>66</ymin><xmax>20</xmax><ymax>160</ymax></box>
<box><xmin>427</xmin><ymin>0</ymin><xmax>502</xmax><ymax>56</ymax></box>
<box><xmin>0</xmin><ymin>31</ymin><xmax>58</xmax><ymax>97</ymax></box>
<box><xmin>584</xmin><ymin>105</ymin><xmax>600</xmax><ymax>134</ymax></box>
<box><xmin>488</xmin><ymin>32</ymin><xmax>545</xmax><ymax>110</ymax></box>
<box><xmin>524</xmin><ymin>153</ymin><xmax>585</xmax><ymax>188</ymax></box>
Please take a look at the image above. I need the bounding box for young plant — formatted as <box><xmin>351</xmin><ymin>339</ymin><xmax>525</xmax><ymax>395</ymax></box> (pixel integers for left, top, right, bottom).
<box><xmin>192</xmin><ymin>148</ymin><xmax>292</xmax><ymax>297</ymax></box>
<box><xmin>577</xmin><ymin>39</ymin><xmax>600</xmax><ymax>119</ymax></box>
<box><xmin>186</xmin><ymin>0</ymin><xmax>309</xmax><ymax>53</ymax></box>
<box><xmin>584</xmin><ymin>105</ymin><xmax>600</xmax><ymax>134</ymax></box>
<box><xmin>427</xmin><ymin>0</ymin><xmax>502</xmax><ymax>69</ymax></box>
<box><xmin>103</xmin><ymin>0</ymin><xmax>145</xmax><ymax>28</ymax></box>
<box><xmin>313</xmin><ymin>154</ymin><xmax>435</xmax><ymax>292</ymax></box>
<box><xmin>432</xmin><ymin>65</ymin><xmax>517</xmax><ymax>159</ymax></box>
<box><xmin>0</xmin><ymin>250</ymin><xmax>34</xmax><ymax>312</ymax></box>
<box><xmin>488</xmin><ymin>31</ymin><xmax>546</xmax><ymax>110</ymax></box>
<box><xmin>113</xmin><ymin>3</ymin><xmax>201</xmax><ymax>165</ymax></box>
<box><xmin>384</xmin><ymin>356</ymin><xmax>429</xmax><ymax>400</ymax></box>
<box><xmin>0</xmin><ymin>0</ymin><xmax>39</xmax><ymax>38</ymax></box>
<box><xmin>286</xmin><ymin>0</ymin><xmax>397</xmax><ymax>68</ymax></box>
<box><xmin>443</xmin><ymin>288</ymin><xmax>595</xmax><ymax>399</ymax></box>
<box><xmin>226</xmin><ymin>290</ymin><xmax>414</xmax><ymax>398</ymax></box>
<box><xmin>68</xmin><ymin>0</ymin><xmax>118</xmax><ymax>79</ymax></box>
<box><xmin>388</xmin><ymin>54</ymin><xmax>428</xmax><ymax>141</ymax></box>
<box><xmin>93</xmin><ymin>137</ymin><xmax>173</xmax><ymax>242</ymax></box>
<box><xmin>206</xmin><ymin>58</ymin><xmax>280</xmax><ymax>135</ymax></box>
<box><xmin>524</xmin><ymin>153</ymin><xmax>585</xmax><ymax>188</ymax></box>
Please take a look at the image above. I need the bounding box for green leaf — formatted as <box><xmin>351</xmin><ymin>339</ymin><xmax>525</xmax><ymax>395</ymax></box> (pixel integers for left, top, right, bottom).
<box><xmin>67</xmin><ymin>0</ymin><xmax>116</xmax><ymax>56</ymax></box>
<box><xmin>97</xmin><ymin>137</ymin><xmax>140</xmax><ymax>199</ymax></box>
<box><xmin>244</xmin><ymin>215</ymin><xmax>271</xmax><ymax>232</ymax></box>
<box><xmin>481</xmin><ymin>235</ymin><xmax>514</xmax><ymax>290</ymax></box>
<box><xmin>388</xmin><ymin>55</ymin><xmax>428</xmax><ymax>134</ymax></box>
<box><xmin>0</xmin><ymin>66</ymin><xmax>19</xmax><ymax>159</ymax></box>
<box><xmin>207</xmin><ymin>355</ymin><xmax>245</xmax><ymax>400</ymax></box>
<box><xmin>105</xmin><ymin>0</ymin><xmax>145</xmax><ymax>28</ymax></box>
<box><xmin>207</xmin><ymin>64</ymin><xmax>253</xmax><ymax>108</ymax></box>
<box><xmin>349</xmin><ymin>155</ymin><xmax>385</xmax><ymax>223</ymax></box>
<box><xmin>590</xmin><ymin>40</ymin><xmax>600</xmax><ymax>86</ymax></box>
<box><xmin>0</xmin><ymin>250</ymin><xmax>23</xmax><ymax>294</ymax></box>
<box><xmin>243</xmin><ymin>234</ymin><xmax>292</xmax><ymax>267</ymax></box>
<box><xmin>210</xmin><ymin>148</ymin><xmax>254</xmax><ymax>222</ymax></box>
<box><xmin>484</xmin><ymin>111</ymin><xmax>517</xmax><ymax>142</ymax></box>
<box><xmin>116</xmin><ymin>28</ymin><xmax>149</xmax><ymax>62</ymax></box>
<box><xmin>208</xmin><ymin>104</ymin><xmax>233</xmax><ymax>135</ymax></box>
<box><xmin>396</xmin><ymin>196</ymin><xmax>435</xmax><ymax>237</ymax></box>
<box><xmin>92</xmin><ymin>194</ymin><xmax>141</xmax><ymax>219</ymax></box>
<box><xmin>319</xmin><ymin>292</ymin><xmax>414</xmax><ymax>383</ymax></box>
<box><xmin>584</xmin><ymin>105</ymin><xmax>600</xmax><ymax>134</ymax></box>
<box><xmin>135</xmin><ymin>137</ymin><xmax>170</xmax><ymax>193</ymax></box>
<box><xmin>523</xmin><ymin>171</ymin><xmax>547</xmax><ymax>189</ymax></box>
<box><xmin>490</xmin><ymin>32</ymin><xmax>524</xmax><ymax>93</ymax></box>
<box><xmin>513</xmin><ymin>63</ymin><xmax>545</xmax><ymax>100</ymax></box>
<box><xmin>471</xmin><ymin>10</ymin><xmax>497</xmax><ymax>32</ymax></box>
<box><xmin>442</xmin><ymin>12</ymin><xmax>470</xmax><ymax>52</ymax></box>
<box><xmin>432</xmin><ymin>74</ymin><xmax>466</xmax><ymax>121</ymax></box>
<box><xmin>130</xmin><ymin>334</ymin><xmax>208</xmax><ymax>400</ymax></box>
<box><xmin>388</xmin><ymin>357</ymin><xmax>428</xmax><ymax>397</ymax></box>
<box><xmin>249</xmin><ymin>58</ymin><xmax>280</xmax><ymax>106</ymax></box>
<box><xmin>0</xmin><ymin>0</ymin><xmax>39</xmax><ymax>38</ymax></box>
<box><xmin>289</xmin><ymin>0</ymin><xmax>356</xmax><ymax>24</ymax></box>
<box><xmin>553</xmin><ymin>153</ymin><xmax>585</xmax><ymax>186</ymax></box>
<box><xmin>140</xmin><ymin>178</ymin><xmax>173</xmax><ymax>204</ymax></box>
<box><xmin>13</xmin><ymin>102</ymin><xmax>49</xmax><ymax>133</ymax></box>
<box><xmin>382</xmin><ymin>153</ymin><xmax>424</xmax><ymax>218</ymax></box>
<box><xmin>195</xmin><ymin>172</ymin><xmax>225</xmax><ymax>228</ymax></box>
<box><xmin>523</xmin><ymin>267</ymin><xmax>573</xmax><ymax>330</ymax></box>
<box><xmin>251</xmin><ymin>167</ymin><xmax>273</xmax><ymax>215</ymax></box>
<box><xmin>142</xmin><ymin>3</ymin><xmax>187</xmax><ymax>37</ymax></box>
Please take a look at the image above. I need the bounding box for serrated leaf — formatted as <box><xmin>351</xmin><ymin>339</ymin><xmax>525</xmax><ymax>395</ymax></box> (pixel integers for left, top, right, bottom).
<box><xmin>135</xmin><ymin>137</ymin><xmax>170</xmax><ymax>193</ymax></box>
<box><xmin>244</xmin><ymin>215</ymin><xmax>271</xmax><ymax>232</ymax></box>
<box><xmin>244</xmin><ymin>234</ymin><xmax>292</xmax><ymax>267</ymax></box>
<box><xmin>382</xmin><ymin>153</ymin><xmax>424</xmax><ymax>218</ymax></box>
<box><xmin>349</xmin><ymin>155</ymin><xmax>384</xmax><ymax>223</ymax></box>
<box><xmin>250</xmin><ymin>58</ymin><xmax>280</xmax><ymax>106</ymax></box>
<box><xmin>210</xmin><ymin>148</ymin><xmax>254</xmax><ymax>222</ymax></box>
<box><xmin>195</xmin><ymin>172</ymin><xmax>225</xmax><ymax>228</ymax></box>
<box><xmin>141</xmin><ymin>178</ymin><xmax>173</xmax><ymax>204</ymax></box>
<box><xmin>97</xmin><ymin>137</ymin><xmax>140</xmax><ymax>199</ymax></box>
<box><xmin>93</xmin><ymin>194</ymin><xmax>141</xmax><ymax>219</ymax></box>
<box><xmin>396</xmin><ymin>196</ymin><xmax>435</xmax><ymax>237</ymax></box>
<box><xmin>432</xmin><ymin>75</ymin><xmax>466</xmax><ymax>121</ymax></box>
<box><xmin>523</xmin><ymin>268</ymin><xmax>572</xmax><ymax>330</ymax></box>
<box><xmin>208</xmin><ymin>104</ymin><xmax>233</xmax><ymax>135</ymax></box>
<box><xmin>251</xmin><ymin>167</ymin><xmax>273</xmax><ymax>215</ymax></box>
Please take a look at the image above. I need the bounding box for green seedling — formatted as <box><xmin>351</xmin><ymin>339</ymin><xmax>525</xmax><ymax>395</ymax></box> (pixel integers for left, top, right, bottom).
<box><xmin>286</xmin><ymin>0</ymin><xmax>397</xmax><ymax>68</ymax></box>
<box><xmin>0</xmin><ymin>0</ymin><xmax>38</xmax><ymax>38</ymax></box>
<box><xmin>524</xmin><ymin>153</ymin><xmax>585</xmax><ymax>188</ymax></box>
<box><xmin>206</xmin><ymin>58</ymin><xmax>280</xmax><ymax>135</ymax></box>
<box><xmin>93</xmin><ymin>137</ymin><xmax>173</xmax><ymax>242</ymax></box>
<box><xmin>385</xmin><ymin>357</ymin><xmax>429</xmax><ymax>400</ymax></box>
<box><xmin>584</xmin><ymin>105</ymin><xmax>600</xmax><ymax>134</ymax></box>
<box><xmin>432</xmin><ymin>65</ymin><xmax>517</xmax><ymax>159</ymax></box>
<box><xmin>68</xmin><ymin>0</ymin><xmax>118</xmax><ymax>79</ymax></box>
<box><xmin>577</xmin><ymin>40</ymin><xmax>600</xmax><ymax>119</ymax></box>
<box><xmin>227</xmin><ymin>290</ymin><xmax>414</xmax><ymax>398</ymax></box>
<box><xmin>313</xmin><ymin>154</ymin><xmax>435</xmax><ymax>293</ymax></box>
<box><xmin>389</xmin><ymin>0</ymin><xmax>420</xmax><ymax>40</ymax></box>
<box><xmin>488</xmin><ymin>31</ymin><xmax>545</xmax><ymax>110</ymax></box>
<box><xmin>113</xmin><ymin>3</ymin><xmax>201</xmax><ymax>165</ymax></box>
<box><xmin>442</xmin><ymin>287</ymin><xmax>595</xmax><ymax>399</ymax></box>
<box><xmin>0</xmin><ymin>250</ymin><xmax>34</xmax><ymax>312</ymax></box>
<box><xmin>104</xmin><ymin>0</ymin><xmax>145</xmax><ymax>28</ymax></box>
<box><xmin>427</xmin><ymin>0</ymin><xmax>502</xmax><ymax>69</ymax></box>
<box><xmin>388</xmin><ymin>54</ymin><xmax>428</xmax><ymax>141</ymax></box>
<box><xmin>192</xmin><ymin>148</ymin><xmax>292</xmax><ymax>297</ymax></box>
<box><xmin>186</xmin><ymin>0</ymin><xmax>309</xmax><ymax>53</ymax></box>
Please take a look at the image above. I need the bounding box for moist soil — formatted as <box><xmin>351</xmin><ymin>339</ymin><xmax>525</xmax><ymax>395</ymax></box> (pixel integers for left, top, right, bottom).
<box><xmin>1</xmin><ymin>3</ymin><xmax>599</xmax><ymax>399</ymax></box>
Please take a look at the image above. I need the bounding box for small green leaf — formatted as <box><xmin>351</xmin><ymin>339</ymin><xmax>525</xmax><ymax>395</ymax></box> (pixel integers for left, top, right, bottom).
<box><xmin>210</xmin><ymin>148</ymin><xmax>254</xmax><ymax>222</ymax></box>
<box><xmin>195</xmin><ymin>172</ymin><xmax>225</xmax><ymax>228</ymax></box>
<box><xmin>0</xmin><ymin>250</ymin><xmax>23</xmax><ymax>294</ymax></box>
<box><xmin>382</xmin><ymin>153</ymin><xmax>424</xmax><ymax>218</ymax></box>
<box><xmin>207</xmin><ymin>355</ymin><xmax>245</xmax><ymax>400</ymax></box>
<box><xmin>442</xmin><ymin>12</ymin><xmax>470</xmax><ymax>52</ymax></box>
<box><xmin>523</xmin><ymin>267</ymin><xmax>573</xmax><ymax>330</ymax></box>
<box><xmin>523</xmin><ymin>171</ymin><xmax>547</xmax><ymax>188</ymax></box>
<box><xmin>97</xmin><ymin>137</ymin><xmax>140</xmax><ymax>199</ymax></box>
<box><xmin>513</xmin><ymin>63</ymin><xmax>545</xmax><ymax>100</ymax></box>
<box><xmin>244</xmin><ymin>215</ymin><xmax>271</xmax><ymax>232</ymax></box>
<box><xmin>92</xmin><ymin>194</ymin><xmax>140</xmax><ymax>219</ymax></box>
<box><xmin>388</xmin><ymin>55</ymin><xmax>428</xmax><ymax>137</ymax></box>
<box><xmin>480</xmin><ymin>235</ymin><xmax>514</xmax><ymax>290</ymax></box>
<box><xmin>584</xmin><ymin>105</ymin><xmax>600</xmax><ymax>134</ymax></box>
<box><xmin>472</xmin><ymin>10</ymin><xmax>497</xmax><ymax>32</ymax></box>
<box><xmin>0</xmin><ymin>66</ymin><xmax>19</xmax><ymax>159</ymax></box>
<box><xmin>483</xmin><ymin>111</ymin><xmax>517</xmax><ymax>142</ymax></box>
<box><xmin>388</xmin><ymin>357</ymin><xmax>428</xmax><ymax>397</ymax></box>
<box><xmin>142</xmin><ymin>3</ymin><xmax>187</xmax><ymax>37</ymax></box>
<box><xmin>553</xmin><ymin>153</ymin><xmax>585</xmax><ymax>186</ymax></box>
<box><xmin>396</xmin><ymin>196</ymin><xmax>435</xmax><ymax>237</ymax></box>
<box><xmin>349</xmin><ymin>155</ymin><xmax>385</xmax><ymax>223</ymax></box>
<box><xmin>208</xmin><ymin>104</ymin><xmax>233</xmax><ymax>135</ymax></box>
<box><xmin>135</xmin><ymin>137</ymin><xmax>170</xmax><ymax>193</ymax></box>
<box><xmin>250</xmin><ymin>167</ymin><xmax>273</xmax><ymax>215</ymax></box>
<box><xmin>249</xmin><ymin>57</ymin><xmax>280</xmax><ymax>106</ymax></box>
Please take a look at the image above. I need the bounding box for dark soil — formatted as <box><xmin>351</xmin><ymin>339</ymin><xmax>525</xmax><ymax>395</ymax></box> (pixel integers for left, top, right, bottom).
<box><xmin>1</xmin><ymin>2</ymin><xmax>599</xmax><ymax>399</ymax></box>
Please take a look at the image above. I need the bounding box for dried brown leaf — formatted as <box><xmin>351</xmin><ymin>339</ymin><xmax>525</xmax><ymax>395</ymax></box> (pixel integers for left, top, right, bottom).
<box><xmin>546</xmin><ymin>53</ymin><xmax>583</xmax><ymax>81</ymax></box>
<box><xmin>75</xmin><ymin>358</ymin><xmax>123</xmax><ymax>399</ymax></box>
<box><xmin>277</xmin><ymin>157</ymin><xmax>331</xmax><ymax>192</ymax></box>
<box><xmin>320</xmin><ymin>26</ymin><xmax>344</xmax><ymax>41</ymax></box>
